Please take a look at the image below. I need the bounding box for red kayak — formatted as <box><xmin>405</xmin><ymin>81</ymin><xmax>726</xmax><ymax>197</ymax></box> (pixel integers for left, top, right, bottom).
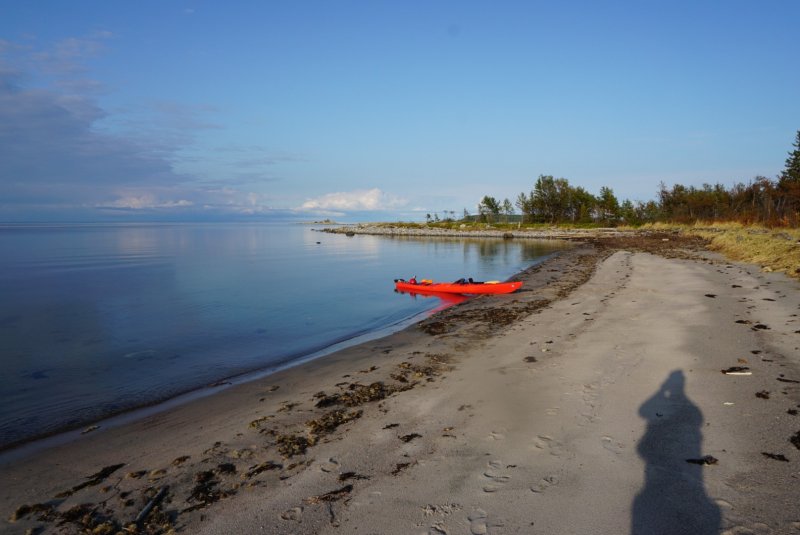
<box><xmin>394</xmin><ymin>279</ymin><xmax>522</xmax><ymax>295</ymax></box>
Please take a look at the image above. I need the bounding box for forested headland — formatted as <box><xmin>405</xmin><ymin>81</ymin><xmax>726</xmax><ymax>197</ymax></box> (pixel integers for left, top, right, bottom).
<box><xmin>467</xmin><ymin>130</ymin><xmax>800</xmax><ymax>228</ymax></box>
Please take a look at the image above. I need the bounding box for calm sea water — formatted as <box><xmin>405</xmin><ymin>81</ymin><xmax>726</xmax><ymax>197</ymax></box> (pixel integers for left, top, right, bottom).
<box><xmin>0</xmin><ymin>223</ymin><xmax>568</xmax><ymax>449</ymax></box>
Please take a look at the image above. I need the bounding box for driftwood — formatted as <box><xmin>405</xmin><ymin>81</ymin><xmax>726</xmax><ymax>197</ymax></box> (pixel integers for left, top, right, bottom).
<box><xmin>135</xmin><ymin>485</ymin><xmax>169</xmax><ymax>526</ymax></box>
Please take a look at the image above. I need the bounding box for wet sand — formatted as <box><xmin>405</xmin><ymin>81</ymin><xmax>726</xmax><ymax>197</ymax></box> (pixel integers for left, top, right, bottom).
<box><xmin>2</xmin><ymin>234</ymin><xmax>800</xmax><ymax>535</ymax></box>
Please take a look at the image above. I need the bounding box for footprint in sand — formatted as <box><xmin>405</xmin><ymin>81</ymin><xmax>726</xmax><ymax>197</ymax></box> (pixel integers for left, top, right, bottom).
<box><xmin>488</xmin><ymin>431</ymin><xmax>505</xmax><ymax>441</ymax></box>
<box><xmin>319</xmin><ymin>458</ymin><xmax>340</xmax><ymax>473</ymax></box>
<box><xmin>428</xmin><ymin>523</ymin><xmax>447</xmax><ymax>534</ymax></box>
<box><xmin>482</xmin><ymin>460</ymin><xmax>511</xmax><ymax>493</ymax></box>
<box><xmin>601</xmin><ymin>436</ymin><xmax>625</xmax><ymax>455</ymax></box>
<box><xmin>532</xmin><ymin>435</ymin><xmax>565</xmax><ymax>457</ymax></box>
<box><xmin>530</xmin><ymin>474</ymin><xmax>560</xmax><ymax>493</ymax></box>
<box><xmin>467</xmin><ymin>509</ymin><xmax>505</xmax><ymax>535</ymax></box>
<box><xmin>469</xmin><ymin>509</ymin><xmax>489</xmax><ymax>535</ymax></box>
<box><xmin>279</xmin><ymin>506</ymin><xmax>303</xmax><ymax>521</ymax></box>
<box><xmin>721</xmin><ymin>522</ymin><xmax>772</xmax><ymax>535</ymax></box>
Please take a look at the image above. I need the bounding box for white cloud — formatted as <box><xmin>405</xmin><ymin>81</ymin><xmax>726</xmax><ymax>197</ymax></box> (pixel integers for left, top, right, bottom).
<box><xmin>299</xmin><ymin>188</ymin><xmax>405</xmax><ymax>212</ymax></box>
<box><xmin>97</xmin><ymin>195</ymin><xmax>193</xmax><ymax>210</ymax></box>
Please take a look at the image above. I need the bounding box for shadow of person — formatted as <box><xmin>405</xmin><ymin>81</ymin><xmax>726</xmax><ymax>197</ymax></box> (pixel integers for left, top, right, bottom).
<box><xmin>632</xmin><ymin>370</ymin><xmax>721</xmax><ymax>535</ymax></box>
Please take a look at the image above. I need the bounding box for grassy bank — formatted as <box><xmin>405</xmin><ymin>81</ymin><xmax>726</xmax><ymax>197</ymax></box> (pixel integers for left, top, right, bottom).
<box><xmin>632</xmin><ymin>222</ymin><xmax>800</xmax><ymax>279</ymax></box>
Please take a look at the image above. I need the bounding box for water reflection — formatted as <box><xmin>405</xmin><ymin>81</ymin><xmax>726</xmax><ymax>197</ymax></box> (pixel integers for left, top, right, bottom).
<box><xmin>0</xmin><ymin>224</ymin><xmax>569</xmax><ymax>449</ymax></box>
<box><xmin>394</xmin><ymin>289</ymin><xmax>469</xmax><ymax>314</ymax></box>
<box><xmin>632</xmin><ymin>370</ymin><xmax>721</xmax><ymax>535</ymax></box>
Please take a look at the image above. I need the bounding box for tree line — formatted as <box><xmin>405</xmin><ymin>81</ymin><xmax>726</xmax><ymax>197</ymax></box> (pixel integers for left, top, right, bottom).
<box><xmin>473</xmin><ymin>130</ymin><xmax>800</xmax><ymax>227</ymax></box>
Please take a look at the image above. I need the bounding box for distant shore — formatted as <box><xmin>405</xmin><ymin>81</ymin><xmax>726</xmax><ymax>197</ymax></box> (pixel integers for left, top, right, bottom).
<box><xmin>3</xmin><ymin>233</ymin><xmax>799</xmax><ymax>534</ymax></box>
<box><xmin>318</xmin><ymin>222</ymin><xmax>641</xmax><ymax>240</ymax></box>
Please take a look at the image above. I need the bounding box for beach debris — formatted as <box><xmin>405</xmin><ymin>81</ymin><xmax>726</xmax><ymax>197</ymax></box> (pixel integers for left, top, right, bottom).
<box><xmin>134</xmin><ymin>485</ymin><xmax>169</xmax><ymax>527</ymax></box>
<box><xmin>383</xmin><ymin>423</ymin><xmax>400</xmax><ymax>429</ymax></box>
<box><xmin>9</xmin><ymin>503</ymin><xmax>56</xmax><ymax>522</ymax></box>
<box><xmin>791</xmin><ymin>431</ymin><xmax>800</xmax><ymax>450</ymax></box>
<box><xmin>55</xmin><ymin>463</ymin><xmax>126</xmax><ymax>498</ymax></box>
<box><xmin>777</xmin><ymin>377</ymin><xmax>800</xmax><ymax>384</ymax></box>
<box><xmin>338</xmin><ymin>472</ymin><xmax>370</xmax><ymax>482</ymax></box>
<box><xmin>278</xmin><ymin>401</ymin><xmax>300</xmax><ymax>412</ymax></box>
<box><xmin>721</xmin><ymin>366</ymin><xmax>751</xmax><ymax>375</ymax></box>
<box><xmin>705</xmin><ymin>294</ymin><xmax>717</xmax><ymax>298</ymax></box>
<box><xmin>399</xmin><ymin>433</ymin><xmax>422</xmax><ymax>443</ymax></box>
<box><xmin>735</xmin><ymin>319</ymin><xmax>752</xmax><ymax>324</ymax></box>
<box><xmin>723</xmin><ymin>402</ymin><xmax>735</xmax><ymax>406</ymax></box>
<box><xmin>185</xmin><ymin>469</ymin><xmax>232</xmax><ymax>511</ymax></box>
<box><xmin>789</xmin><ymin>409</ymin><xmax>798</xmax><ymax>416</ymax></box>
<box><xmin>524</xmin><ymin>356</ymin><xmax>538</xmax><ymax>362</ymax></box>
<box><xmin>686</xmin><ymin>455</ymin><xmax>718</xmax><ymax>465</ymax></box>
<box><xmin>148</xmin><ymin>468</ymin><xmax>167</xmax><ymax>481</ymax></box>
<box><xmin>249</xmin><ymin>415</ymin><xmax>274</xmax><ymax>430</ymax></box>
<box><xmin>306</xmin><ymin>409</ymin><xmax>363</xmax><ymax>437</ymax></box>
<box><xmin>276</xmin><ymin>409</ymin><xmax>363</xmax><ymax>457</ymax></box>
<box><xmin>761</xmin><ymin>452</ymin><xmax>790</xmax><ymax>462</ymax></box>
<box><xmin>81</xmin><ymin>425</ymin><xmax>100</xmax><ymax>434</ymax></box>
<box><xmin>391</xmin><ymin>462</ymin><xmax>413</xmax><ymax>475</ymax></box>
<box><xmin>756</xmin><ymin>391</ymin><xmax>771</xmax><ymax>399</ymax></box>
<box><xmin>230</xmin><ymin>448</ymin><xmax>254</xmax><ymax>460</ymax></box>
<box><xmin>245</xmin><ymin>461</ymin><xmax>282</xmax><ymax>478</ymax></box>
<box><xmin>276</xmin><ymin>434</ymin><xmax>312</xmax><ymax>457</ymax></box>
<box><xmin>11</xmin><ymin>501</ymin><xmax>133</xmax><ymax>533</ymax></box>
<box><xmin>314</xmin><ymin>381</ymin><xmax>401</xmax><ymax>408</ymax></box>
<box><xmin>752</xmin><ymin>323</ymin><xmax>771</xmax><ymax>330</ymax></box>
<box><xmin>304</xmin><ymin>485</ymin><xmax>353</xmax><ymax>505</ymax></box>
<box><xmin>171</xmin><ymin>455</ymin><xmax>190</xmax><ymax>466</ymax></box>
<box><xmin>217</xmin><ymin>463</ymin><xmax>236</xmax><ymax>474</ymax></box>
<box><xmin>392</xmin><ymin>355</ymin><xmax>452</xmax><ymax>383</ymax></box>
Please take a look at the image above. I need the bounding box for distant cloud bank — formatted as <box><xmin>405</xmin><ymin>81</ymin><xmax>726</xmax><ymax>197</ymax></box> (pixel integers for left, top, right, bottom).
<box><xmin>0</xmin><ymin>34</ymin><xmax>409</xmax><ymax>222</ymax></box>
<box><xmin>299</xmin><ymin>188</ymin><xmax>406</xmax><ymax>212</ymax></box>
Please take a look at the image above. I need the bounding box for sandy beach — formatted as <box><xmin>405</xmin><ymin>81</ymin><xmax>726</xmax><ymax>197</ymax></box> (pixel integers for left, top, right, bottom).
<box><xmin>2</xmin><ymin>233</ymin><xmax>799</xmax><ymax>535</ymax></box>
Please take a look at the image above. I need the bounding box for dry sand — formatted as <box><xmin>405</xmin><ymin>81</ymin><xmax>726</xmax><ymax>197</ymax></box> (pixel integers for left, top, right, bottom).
<box><xmin>2</xmin><ymin>234</ymin><xmax>799</xmax><ymax>535</ymax></box>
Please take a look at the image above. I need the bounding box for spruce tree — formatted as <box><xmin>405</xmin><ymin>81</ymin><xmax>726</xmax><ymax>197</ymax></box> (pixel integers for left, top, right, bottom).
<box><xmin>782</xmin><ymin>130</ymin><xmax>800</xmax><ymax>183</ymax></box>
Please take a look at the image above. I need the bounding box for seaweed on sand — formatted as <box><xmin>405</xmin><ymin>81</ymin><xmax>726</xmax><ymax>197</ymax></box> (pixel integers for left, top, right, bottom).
<box><xmin>314</xmin><ymin>382</ymin><xmax>402</xmax><ymax>408</ymax></box>
<box><xmin>277</xmin><ymin>409</ymin><xmax>364</xmax><ymax>457</ymax></box>
<box><xmin>55</xmin><ymin>463</ymin><xmax>126</xmax><ymax>498</ymax></box>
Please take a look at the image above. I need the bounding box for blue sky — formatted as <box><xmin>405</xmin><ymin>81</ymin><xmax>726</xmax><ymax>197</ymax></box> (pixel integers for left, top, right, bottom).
<box><xmin>1</xmin><ymin>1</ymin><xmax>798</xmax><ymax>222</ymax></box>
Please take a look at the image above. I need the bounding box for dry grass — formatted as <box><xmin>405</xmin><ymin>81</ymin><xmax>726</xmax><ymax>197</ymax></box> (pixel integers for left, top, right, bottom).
<box><xmin>688</xmin><ymin>223</ymin><xmax>800</xmax><ymax>278</ymax></box>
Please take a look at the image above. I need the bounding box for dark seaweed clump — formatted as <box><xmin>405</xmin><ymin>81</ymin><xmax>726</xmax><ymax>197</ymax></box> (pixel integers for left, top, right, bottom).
<box><xmin>790</xmin><ymin>431</ymin><xmax>800</xmax><ymax>450</ymax></box>
<box><xmin>277</xmin><ymin>409</ymin><xmax>364</xmax><ymax>458</ymax></box>
<box><xmin>314</xmin><ymin>382</ymin><xmax>401</xmax><ymax>408</ymax></box>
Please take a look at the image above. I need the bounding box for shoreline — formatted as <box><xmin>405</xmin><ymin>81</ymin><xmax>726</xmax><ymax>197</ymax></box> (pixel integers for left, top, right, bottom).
<box><xmin>3</xmin><ymin>233</ymin><xmax>799</xmax><ymax>534</ymax></box>
<box><xmin>0</xmin><ymin>300</ymin><xmax>443</xmax><ymax>463</ymax></box>
<box><xmin>0</xmin><ymin>237</ymin><xmax>566</xmax><ymax>456</ymax></box>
